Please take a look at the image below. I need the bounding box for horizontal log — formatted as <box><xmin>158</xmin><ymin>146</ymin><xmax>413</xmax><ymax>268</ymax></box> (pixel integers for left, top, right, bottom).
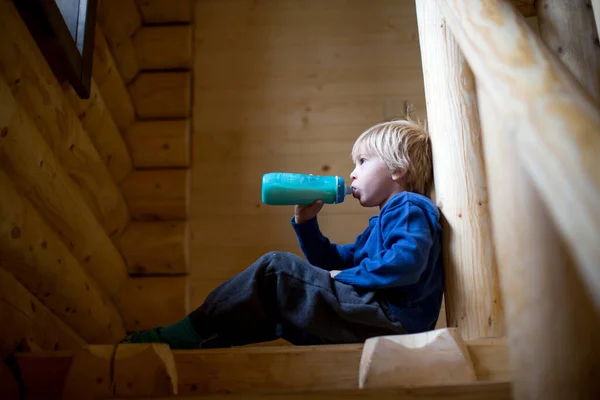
<box><xmin>0</xmin><ymin>77</ymin><xmax>128</xmax><ymax>296</ymax></box>
<box><xmin>113</xmin><ymin>277</ymin><xmax>190</xmax><ymax>331</ymax></box>
<box><xmin>0</xmin><ymin>1</ymin><xmax>130</xmax><ymax>237</ymax></box>
<box><xmin>14</xmin><ymin>339</ymin><xmax>509</xmax><ymax>397</ymax></box>
<box><xmin>133</xmin><ymin>25</ymin><xmax>193</xmax><ymax>70</ymax></box>
<box><xmin>120</xmin><ymin>169</ymin><xmax>191</xmax><ymax>221</ymax></box>
<box><xmin>439</xmin><ymin>0</ymin><xmax>600</xmax><ymax>316</ymax></box>
<box><xmin>117</xmin><ymin>221</ymin><xmax>190</xmax><ymax>275</ymax></box>
<box><xmin>97</xmin><ymin>0</ymin><xmax>142</xmax><ymax>83</ymax></box>
<box><xmin>128</xmin><ymin>72</ymin><xmax>192</xmax><ymax>119</ymax></box>
<box><xmin>0</xmin><ymin>268</ymin><xmax>85</xmax><ymax>359</ymax></box>
<box><xmin>0</xmin><ymin>170</ymin><xmax>126</xmax><ymax>343</ymax></box>
<box><xmin>124</xmin><ymin>119</ymin><xmax>191</xmax><ymax>168</ymax></box>
<box><xmin>135</xmin><ymin>0</ymin><xmax>193</xmax><ymax>23</ymax></box>
<box><xmin>93</xmin><ymin>27</ymin><xmax>136</xmax><ymax>131</ymax></box>
<box><xmin>64</xmin><ymin>81</ymin><xmax>133</xmax><ymax>183</ymax></box>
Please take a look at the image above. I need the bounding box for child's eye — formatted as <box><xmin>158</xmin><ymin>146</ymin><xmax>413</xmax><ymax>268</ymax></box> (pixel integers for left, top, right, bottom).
<box><xmin>359</xmin><ymin>158</ymin><xmax>366</xmax><ymax>164</ymax></box>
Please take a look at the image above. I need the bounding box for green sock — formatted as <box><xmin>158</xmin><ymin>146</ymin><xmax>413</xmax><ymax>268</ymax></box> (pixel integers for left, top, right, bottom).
<box><xmin>158</xmin><ymin>315</ymin><xmax>204</xmax><ymax>348</ymax></box>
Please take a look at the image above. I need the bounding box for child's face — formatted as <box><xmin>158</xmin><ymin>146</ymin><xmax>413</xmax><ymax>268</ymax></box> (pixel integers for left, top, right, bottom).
<box><xmin>350</xmin><ymin>151</ymin><xmax>403</xmax><ymax>208</ymax></box>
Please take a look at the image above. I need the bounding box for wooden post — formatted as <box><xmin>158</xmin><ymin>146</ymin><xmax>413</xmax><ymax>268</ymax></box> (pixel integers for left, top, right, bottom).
<box><xmin>0</xmin><ymin>268</ymin><xmax>85</xmax><ymax>359</ymax></box>
<box><xmin>0</xmin><ymin>170</ymin><xmax>126</xmax><ymax>343</ymax></box>
<box><xmin>93</xmin><ymin>27</ymin><xmax>136</xmax><ymax>131</ymax></box>
<box><xmin>477</xmin><ymin>86</ymin><xmax>600</xmax><ymax>399</ymax></box>
<box><xmin>120</xmin><ymin>169</ymin><xmax>191</xmax><ymax>221</ymax></box>
<box><xmin>133</xmin><ymin>25</ymin><xmax>193</xmax><ymax>70</ymax></box>
<box><xmin>124</xmin><ymin>120</ymin><xmax>191</xmax><ymax>168</ymax></box>
<box><xmin>437</xmin><ymin>0</ymin><xmax>600</xmax><ymax>316</ymax></box>
<box><xmin>117</xmin><ymin>221</ymin><xmax>190</xmax><ymax>275</ymax></box>
<box><xmin>97</xmin><ymin>0</ymin><xmax>141</xmax><ymax>83</ymax></box>
<box><xmin>128</xmin><ymin>72</ymin><xmax>192</xmax><ymax>119</ymax></box>
<box><xmin>0</xmin><ymin>77</ymin><xmax>128</xmax><ymax>296</ymax></box>
<box><xmin>537</xmin><ymin>0</ymin><xmax>600</xmax><ymax>102</ymax></box>
<box><xmin>0</xmin><ymin>1</ymin><xmax>130</xmax><ymax>237</ymax></box>
<box><xmin>415</xmin><ymin>1</ymin><xmax>504</xmax><ymax>339</ymax></box>
<box><xmin>64</xmin><ymin>81</ymin><xmax>133</xmax><ymax>183</ymax></box>
<box><xmin>113</xmin><ymin>277</ymin><xmax>190</xmax><ymax>332</ymax></box>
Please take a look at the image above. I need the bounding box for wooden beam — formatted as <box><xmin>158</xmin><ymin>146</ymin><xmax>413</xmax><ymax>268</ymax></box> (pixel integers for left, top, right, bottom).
<box><xmin>113</xmin><ymin>277</ymin><xmax>190</xmax><ymax>331</ymax></box>
<box><xmin>359</xmin><ymin>329</ymin><xmax>476</xmax><ymax>389</ymax></box>
<box><xmin>93</xmin><ymin>27</ymin><xmax>136</xmax><ymax>131</ymax></box>
<box><xmin>0</xmin><ymin>76</ymin><xmax>128</xmax><ymax>296</ymax></box>
<box><xmin>438</xmin><ymin>0</ymin><xmax>600</xmax><ymax>316</ymax></box>
<box><xmin>64</xmin><ymin>81</ymin><xmax>134</xmax><ymax>183</ymax></box>
<box><xmin>14</xmin><ymin>339</ymin><xmax>509</xmax><ymax>396</ymax></box>
<box><xmin>0</xmin><ymin>268</ymin><xmax>85</xmax><ymax>359</ymax></box>
<box><xmin>0</xmin><ymin>170</ymin><xmax>126</xmax><ymax>343</ymax></box>
<box><xmin>117</xmin><ymin>221</ymin><xmax>190</xmax><ymax>275</ymax></box>
<box><xmin>135</xmin><ymin>0</ymin><xmax>193</xmax><ymax>24</ymax></box>
<box><xmin>478</xmin><ymin>86</ymin><xmax>600</xmax><ymax>399</ymax></box>
<box><xmin>415</xmin><ymin>0</ymin><xmax>504</xmax><ymax>340</ymax></box>
<box><xmin>0</xmin><ymin>0</ymin><xmax>130</xmax><ymax>238</ymax></box>
<box><xmin>120</xmin><ymin>169</ymin><xmax>191</xmax><ymax>221</ymax></box>
<box><xmin>128</xmin><ymin>72</ymin><xmax>192</xmax><ymax>119</ymax></box>
<box><xmin>96</xmin><ymin>0</ymin><xmax>141</xmax><ymax>83</ymax></box>
<box><xmin>133</xmin><ymin>25</ymin><xmax>193</xmax><ymax>70</ymax></box>
<box><xmin>537</xmin><ymin>0</ymin><xmax>600</xmax><ymax>102</ymax></box>
<box><xmin>124</xmin><ymin>120</ymin><xmax>191</xmax><ymax>168</ymax></box>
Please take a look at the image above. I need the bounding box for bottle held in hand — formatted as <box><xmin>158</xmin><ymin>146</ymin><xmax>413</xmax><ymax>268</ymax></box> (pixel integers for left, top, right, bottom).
<box><xmin>261</xmin><ymin>172</ymin><xmax>353</xmax><ymax>206</ymax></box>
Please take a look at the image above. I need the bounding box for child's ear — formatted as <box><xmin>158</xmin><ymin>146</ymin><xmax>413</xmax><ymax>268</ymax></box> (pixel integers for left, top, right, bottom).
<box><xmin>392</xmin><ymin>170</ymin><xmax>407</xmax><ymax>181</ymax></box>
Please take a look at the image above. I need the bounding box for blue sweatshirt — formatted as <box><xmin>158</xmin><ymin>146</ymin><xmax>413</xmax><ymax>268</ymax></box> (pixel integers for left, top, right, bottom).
<box><xmin>291</xmin><ymin>192</ymin><xmax>443</xmax><ymax>333</ymax></box>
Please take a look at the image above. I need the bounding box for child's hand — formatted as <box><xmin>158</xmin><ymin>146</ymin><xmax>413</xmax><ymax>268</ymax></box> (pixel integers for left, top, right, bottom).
<box><xmin>294</xmin><ymin>200</ymin><xmax>324</xmax><ymax>224</ymax></box>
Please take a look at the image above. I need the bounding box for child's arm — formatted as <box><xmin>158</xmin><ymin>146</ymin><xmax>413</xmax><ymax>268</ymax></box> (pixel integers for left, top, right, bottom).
<box><xmin>333</xmin><ymin>202</ymin><xmax>434</xmax><ymax>289</ymax></box>
<box><xmin>291</xmin><ymin>216</ymin><xmax>360</xmax><ymax>270</ymax></box>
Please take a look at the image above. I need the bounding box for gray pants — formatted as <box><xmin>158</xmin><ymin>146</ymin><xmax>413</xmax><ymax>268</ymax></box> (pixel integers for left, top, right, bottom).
<box><xmin>188</xmin><ymin>251</ymin><xmax>405</xmax><ymax>347</ymax></box>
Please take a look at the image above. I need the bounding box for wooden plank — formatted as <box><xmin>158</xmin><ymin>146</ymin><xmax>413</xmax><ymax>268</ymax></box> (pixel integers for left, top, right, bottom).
<box><xmin>64</xmin><ymin>80</ymin><xmax>134</xmax><ymax>183</ymax></box>
<box><xmin>0</xmin><ymin>170</ymin><xmax>126</xmax><ymax>343</ymax></box>
<box><xmin>120</xmin><ymin>169</ymin><xmax>191</xmax><ymax>221</ymax></box>
<box><xmin>0</xmin><ymin>76</ymin><xmax>129</xmax><ymax>296</ymax></box>
<box><xmin>537</xmin><ymin>0</ymin><xmax>600</xmax><ymax>102</ymax></box>
<box><xmin>128</xmin><ymin>72</ymin><xmax>192</xmax><ymax>119</ymax></box>
<box><xmin>14</xmin><ymin>339</ymin><xmax>510</xmax><ymax>396</ymax></box>
<box><xmin>439</xmin><ymin>0</ymin><xmax>600</xmax><ymax>317</ymax></box>
<box><xmin>97</xmin><ymin>0</ymin><xmax>141</xmax><ymax>83</ymax></box>
<box><xmin>93</xmin><ymin>27</ymin><xmax>137</xmax><ymax>131</ymax></box>
<box><xmin>125</xmin><ymin>382</ymin><xmax>512</xmax><ymax>400</ymax></box>
<box><xmin>0</xmin><ymin>0</ymin><xmax>130</xmax><ymax>238</ymax></box>
<box><xmin>415</xmin><ymin>0</ymin><xmax>504</xmax><ymax>339</ymax></box>
<box><xmin>133</xmin><ymin>25</ymin><xmax>193</xmax><ymax>70</ymax></box>
<box><xmin>117</xmin><ymin>221</ymin><xmax>190</xmax><ymax>275</ymax></box>
<box><xmin>135</xmin><ymin>0</ymin><xmax>193</xmax><ymax>24</ymax></box>
<box><xmin>124</xmin><ymin>120</ymin><xmax>191</xmax><ymax>168</ymax></box>
<box><xmin>113</xmin><ymin>277</ymin><xmax>190</xmax><ymax>331</ymax></box>
<box><xmin>0</xmin><ymin>268</ymin><xmax>85</xmax><ymax>359</ymax></box>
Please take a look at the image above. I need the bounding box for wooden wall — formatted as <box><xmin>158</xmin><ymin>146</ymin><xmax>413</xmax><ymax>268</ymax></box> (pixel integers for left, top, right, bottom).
<box><xmin>190</xmin><ymin>0</ymin><xmax>428</xmax><ymax>306</ymax></box>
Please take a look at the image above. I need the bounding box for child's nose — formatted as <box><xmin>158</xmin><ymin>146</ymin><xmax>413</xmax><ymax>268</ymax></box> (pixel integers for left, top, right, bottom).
<box><xmin>350</xmin><ymin>169</ymin><xmax>357</xmax><ymax>180</ymax></box>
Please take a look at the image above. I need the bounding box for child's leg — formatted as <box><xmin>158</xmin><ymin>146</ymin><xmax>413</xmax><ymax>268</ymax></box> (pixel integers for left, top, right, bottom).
<box><xmin>122</xmin><ymin>251</ymin><xmax>404</xmax><ymax>348</ymax></box>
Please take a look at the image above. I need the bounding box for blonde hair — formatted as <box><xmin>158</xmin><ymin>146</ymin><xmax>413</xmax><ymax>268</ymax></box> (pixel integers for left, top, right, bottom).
<box><xmin>352</xmin><ymin>117</ymin><xmax>433</xmax><ymax>196</ymax></box>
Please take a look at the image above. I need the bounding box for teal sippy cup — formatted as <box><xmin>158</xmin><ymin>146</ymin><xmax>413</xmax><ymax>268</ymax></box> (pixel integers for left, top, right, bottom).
<box><xmin>261</xmin><ymin>172</ymin><xmax>353</xmax><ymax>205</ymax></box>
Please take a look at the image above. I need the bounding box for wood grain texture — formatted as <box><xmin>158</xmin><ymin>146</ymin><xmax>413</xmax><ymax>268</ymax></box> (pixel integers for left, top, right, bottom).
<box><xmin>537</xmin><ymin>0</ymin><xmax>600</xmax><ymax>102</ymax></box>
<box><xmin>117</xmin><ymin>221</ymin><xmax>189</xmax><ymax>275</ymax></box>
<box><xmin>124</xmin><ymin>120</ymin><xmax>191</xmax><ymax>168</ymax></box>
<box><xmin>133</xmin><ymin>25</ymin><xmax>193</xmax><ymax>70</ymax></box>
<box><xmin>14</xmin><ymin>339</ymin><xmax>509</xmax><ymax>396</ymax></box>
<box><xmin>128</xmin><ymin>72</ymin><xmax>192</xmax><ymax>119</ymax></box>
<box><xmin>415</xmin><ymin>1</ymin><xmax>504</xmax><ymax>340</ymax></box>
<box><xmin>438</xmin><ymin>0</ymin><xmax>600</xmax><ymax>317</ymax></box>
<box><xmin>113</xmin><ymin>277</ymin><xmax>190</xmax><ymax>331</ymax></box>
<box><xmin>478</xmin><ymin>87</ymin><xmax>600</xmax><ymax>399</ymax></box>
<box><xmin>65</xmin><ymin>81</ymin><xmax>133</xmax><ymax>183</ymax></box>
<box><xmin>93</xmin><ymin>27</ymin><xmax>137</xmax><ymax>131</ymax></box>
<box><xmin>135</xmin><ymin>0</ymin><xmax>193</xmax><ymax>23</ymax></box>
<box><xmin>0</xmin><ymin>170</ymin><xmax>126</xmax><ymax>343</ymax></box>
<box><xmin>120</xmin><ymin>169</ymin><xmax>191</xmax><ymax>221</ymax></box>
<box><xmin>0</xmin><ymin>0</ymin><xmax>130</xmax><ymax>237</ymax></box>
<box><xmin>0</xmin><ymin>268</ymin><xmax>85</xmax><ymax>359</ymax></box>
<box><xmin>96</xmin><ymin>0</ymin><xmax>141</xmax><ymax>83</ymax></box>
<box><xmin>0</xmin><ymin>77</ymin><xmax>129</xmax><ymax>296</ymax></box>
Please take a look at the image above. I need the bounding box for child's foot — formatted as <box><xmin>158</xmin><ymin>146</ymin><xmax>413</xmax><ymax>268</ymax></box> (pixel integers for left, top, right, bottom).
<box><xmin>119</xmin><ymin>327</ymin><xmax>203</xmax><ymax>349</ymax></box>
